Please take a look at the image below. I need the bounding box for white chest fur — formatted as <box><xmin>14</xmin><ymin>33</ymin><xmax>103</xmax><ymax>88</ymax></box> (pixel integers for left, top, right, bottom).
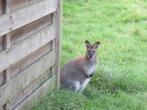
<box><xmin>84</xmin><ymin>62</ymin><xmax>96</xmax><ymax>75</ymax></box>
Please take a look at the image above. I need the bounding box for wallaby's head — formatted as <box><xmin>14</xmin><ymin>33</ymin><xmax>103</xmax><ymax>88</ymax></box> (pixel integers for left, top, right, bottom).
<box><xmin>85</xmin><ymin>40</ymin><xmax>100</xmax><ymax>59</ymax></box>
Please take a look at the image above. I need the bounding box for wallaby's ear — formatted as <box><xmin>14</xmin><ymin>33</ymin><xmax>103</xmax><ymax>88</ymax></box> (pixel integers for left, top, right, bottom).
<box><xmin>93</xmin><ymin>41</ymin><xmax>100</xmax><ymax>49</ymax></box>
<box><xmin>85</xmin><ymin>40</ymin><xmax>91</xmax><ymax>48</ymax></box>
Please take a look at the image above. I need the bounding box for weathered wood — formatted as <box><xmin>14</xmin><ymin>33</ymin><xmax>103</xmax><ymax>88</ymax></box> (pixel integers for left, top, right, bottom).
<box><xmin>55</xmin><ymin>0</ymin><xmax>62</xmax><ymax>88</ymax></box>
<box><xmin>0</xmin><ymin>0</ymin><xmax>4</xmax><ymax>52</ymax></box>
<box><xmin>2</xmin><ymin>0</ymin><xmax>11</xmax><ymax>13</ymax></box>
<box><xmin>0</xmin><ymin>37</ymin><xmax>3</xmax><ymax>52</ymax></box>
<box><xmin>3</xmin><ymin>34</ymin><xmax>11</xmax><ymax>84</ymax></box>
<box><xmin>0</xmin><ymin>71</ymin><xmax>4</xmax><ymax>86</ymax></box>
<box><xmin>13</xmin><ymin>75</ymin><xmax>56</xmax><ymax>110</ymax></box>
<box><xmin>2</xmin><ymin>103</ymin><xmax>7</xmax><ymax>110</ymax></box>
<box><xmin>0</xmin><ymin>0</ymin><xmax>3</xmax><ymax>15</ymax></box>
<box><xmin>10</xmin><ymin>71</ymin><xmax>51</xmax><ymax>108</ymax></box>
<box><xmin>10</xmin><ymin>65</ymin><xmax>55</xmax><ymax>109</ymax></box>
<box><xmin>10</xmin><ymin>41</ymin><xmax>54</xmax><ymax>78</ymax></box>
<box><xmin>0</xmin><ymin>26</ymin><xmax>55</xmax><ymax>73</ymax></box>
<box><xmin>11</xmin><ymin>14</ymin><xmax>53</xmax><ymax>46</ymax></box>
<box><xmin>3</xmin><ymin>34</ymin><xmax>11</xmax><ymax>49</ymax></box>
<box><xmin>0</xmin><ymin>51</ymin><xmax>55</xmax><ymax>106</ymax></box>
<box><xmin>0</xmin><ymin>72</ymin><xmax>2</xmax><ymax>86</ymax></box>
<box><xmin>0</xmin><ymin>0</ymin><xmax>56</xmax><ymax>37</ymax></box>
<box><xmin>3</xmin><ymin>0</ymin><xmax>12</xmax><ymax>91</ymax></box>
<box><xmin>0</xmin><ymin>0</ymin><xmax>61</xmax><ymax>109</ymax></box>
<box><xmin>30</xmin><ymin>0</ymin><xmax>42</xmax><ymax>3</ymax></box>
<box><xmin>10</xmin><ymin>0</ymin><xmax>30</xmax><ymax>11</ymax></box>
<box><xmin>10</xmin><ymin>0</ymin><xmax>42</xmax><ymax>11</ymax></box>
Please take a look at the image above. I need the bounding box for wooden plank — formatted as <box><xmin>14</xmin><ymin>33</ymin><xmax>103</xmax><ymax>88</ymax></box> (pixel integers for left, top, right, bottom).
<box><xmin>0</xmin><ymin>72</ymin><xmax>2</xmax><ymax>86</ymax></box>
<box><xmin>10</xmin><ymin>41</ymin><xmax>54</xmax><ymax>78</ymax></box>
<box><xmin>11</xmin><ymin>14</ymin><xmax>53</xmax><ymax>46</ymax></box>
<box><xmin>3</xmin><ymin>34</ymin><xmax>11</xmax><ymax>84</ymax></box>
<box><xmin>10</xmin><ymin>65</ymin><xmax>55</xmax><ymax>109</ymax></box>
<box><xmin>3</xmin><ymin>33</ymin><xmax>11</xmax><ymax>49</ymax></box>
<box><xmin>10</xmin><ymin>0</ymin><xmax>30</xmax><ymax>11</ymax></box>
<box><xmin>0</xmin><ymin>26</ymin><xmax>55</xmax><ymax>73</ymax></box>
<box><xmin>13</xmin><ymin>75</ymin><xmax>56</xmax><ymax>110</ymax></box>
<box><xmin>0</xmin><ymin>72</ymin><xmax>4</xmax><ymax>86</ymax></box>
<box><xmin>10</xmin><ymin>67</ymin><xmax>55</xmax><ymax>109</ymax></box>
<box><xmin>0</xmin><ymin>0</ymin><xmax>57</xmax><ymax>37</ymax></box>
<box><xmin>10</xmin><ymin>0</ymin><xmax>42</xmax><ymax>11</ymax></box>
<box><xmin>2</xmin><ymin>0</ymin><xmax>11</xmax><ymax>13</ymax></box>
<box><xmin>55</xmin><ymin>0</ymin><xmax>62</xmax><ymax>88</ymax></box>
<box><xmin>1</xmin><ymin>103</ymin><xmax>7</xmax><ymax>110</ymax></box>
<box><xmin>0</xmin><ymin>0</ymin><xmax>3</xmax><ymax>15</ymax></box>
<box><xmin>29</xmin><ymin>0</ymin><xmax>42</xmax><ymax>3</ymax></box>
<box><xmin>0</xmin><ymin>37</ymin><xmax>3</xmax><ymax>52</ymax></box>
<box><xmin>0</xmin><ymin>51</ymin><xmax>55</xmax><ymax>106</ymax></box>
<box><xmin>2</xmin><ymin>0</ymin><xmax>12</xmax><ymax>93</ymax></box>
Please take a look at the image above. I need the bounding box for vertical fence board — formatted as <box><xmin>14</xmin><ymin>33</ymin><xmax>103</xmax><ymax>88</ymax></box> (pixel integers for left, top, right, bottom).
<box><xmin>0</xmin><ymin>37</ymin><xmax>3</xmax><ymax>52</ymax></box>
<box><xmin>0</xmin><ymin>0</ymin><xmax>3</xmax><ymax>15</ymax></box>
<box><xmin>55</xmin><ymin>0</ymin><xmax>62</xmax><ymax>88</ymax></box>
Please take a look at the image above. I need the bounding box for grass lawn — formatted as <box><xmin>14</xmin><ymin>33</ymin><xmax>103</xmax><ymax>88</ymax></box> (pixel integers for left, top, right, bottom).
<box><xmin>32</xmin><ymin>0</ymin><xmax>147</xmax><ymax>110</ymax></box>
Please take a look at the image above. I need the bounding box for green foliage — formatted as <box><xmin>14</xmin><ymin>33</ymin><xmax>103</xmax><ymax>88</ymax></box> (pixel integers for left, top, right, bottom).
<box><xmin>32</xmin><ymin>0</ymin><xmax>147</xmax><ymax>110</ymax></box>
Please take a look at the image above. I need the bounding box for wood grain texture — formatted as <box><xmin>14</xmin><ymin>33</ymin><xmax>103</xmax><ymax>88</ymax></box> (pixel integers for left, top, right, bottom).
<box><xmin>2</xmin><ymin>0</ymin><xmax>12</xmax><ymax>93</ymax></box>
<box><xmin>0</xmin><ymin>51</ymin><xmax>55</xmax><ymax>106</ymax></box>
<box><xmin>10</xmin><ymin>41</ymin><xmax>54</xmax><ymax>78</ymax></box>
<box><xmin>10</xmin><ymin>0</ymin><xmax>42</xmax><ymax>11</ymax></box>
<box><xmin>13</xmin><ymin>75</ymin><xmax>56</xmax><ymax>110</ymax></box>
<box><xmin>0</xmin><ymin>26</ymin><xmax>55</xmax><ymax>73</ymax></box>
<box><xmin>0</xmin><ymin>71</ymin><xmax>4</xmax><ymax>86</ymax></box>
<box><xmin>0</xmin><ymin>0</ymin><xmax>56</xmax><ymax>37</ymax></box>
<box><xmin>11</xmin><ymin>14</ymin><xmax>53</xmax><ymax>46</ymax></box>
<box><xmin>0</xmin><ymin>37</ymin><xmax>3</xmax><ymax>52</ymax></box>
<box><xmin>0</xmin><ymin>0</ymin><xmax>3</xmax><ymax>15</ymax></box>
<box><xmin>55</xmin><ymin>0</ymin><xmax>62</xmax><ymax>88</ymax></box>
<box><xmin>0</xmin><ymin>0</ymin><xmax>60</xmax><ymax>109</ymax></box>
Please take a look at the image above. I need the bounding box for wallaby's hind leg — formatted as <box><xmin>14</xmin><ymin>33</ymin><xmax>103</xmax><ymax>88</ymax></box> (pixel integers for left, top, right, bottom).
<box><xmin>61</xmin><ymin>80</ymin><xmax>80</xmax><ymax>92</ymax></box>
<box><xmin>78</xmin><ymin>79</ymin><xmax>90</xmax><ymax>92</ymax></box>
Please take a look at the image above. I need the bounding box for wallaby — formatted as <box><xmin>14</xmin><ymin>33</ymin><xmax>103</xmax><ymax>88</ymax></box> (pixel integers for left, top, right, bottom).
<box><xmin>60</xmin><ymin>40</ymin><xmax>100</xmax><ymax>92</ymax></box>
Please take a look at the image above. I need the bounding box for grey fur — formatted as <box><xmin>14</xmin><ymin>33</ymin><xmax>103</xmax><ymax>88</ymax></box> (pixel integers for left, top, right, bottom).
<box><xmin>60</xmin><ymin>41</ymin><xmax>100</xmax><ymax>92</ymax></box>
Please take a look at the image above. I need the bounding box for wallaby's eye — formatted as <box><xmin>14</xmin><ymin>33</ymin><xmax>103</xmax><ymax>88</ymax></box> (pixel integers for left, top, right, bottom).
<box><xmin>88</xmin><ymin>50</ymin><xmax>95</xmax><ymax>53</ymax></box>
<box><xmin>87</xmin><ymin>50</ymin><xmax>89</xmax><ymax>54</ymax></box>
<box><xmin>88</xmin><ymin>50</ymin><xmax>95</xmax><ymax>55</ymax></box>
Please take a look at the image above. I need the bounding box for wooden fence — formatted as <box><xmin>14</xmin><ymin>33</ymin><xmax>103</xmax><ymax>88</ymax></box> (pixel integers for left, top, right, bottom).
<box><xmin>0</xmin><ymin>0</ymin><xmax>61</xmax><ymax>110</ymax></box>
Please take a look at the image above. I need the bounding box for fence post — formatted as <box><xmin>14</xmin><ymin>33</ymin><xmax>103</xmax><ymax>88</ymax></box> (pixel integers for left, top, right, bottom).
<box><xmin>55</xmin><ymin>0</ymin><xmax>62</xmax><ymax>89</ymax></box>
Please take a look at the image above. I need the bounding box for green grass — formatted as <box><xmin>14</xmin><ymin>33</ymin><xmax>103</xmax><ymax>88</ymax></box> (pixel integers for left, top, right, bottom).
<box><xmin>32</xmin><ymin>0</ymin><xmax>147</xmax><ymax>110</ymax></box>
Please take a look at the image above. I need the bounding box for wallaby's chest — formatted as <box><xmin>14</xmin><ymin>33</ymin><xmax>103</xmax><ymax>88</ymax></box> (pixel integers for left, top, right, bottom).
<box><xmin>84</xmin><ymin>62</ymin><xmax>96</xmax><ymax>75</ymax></box>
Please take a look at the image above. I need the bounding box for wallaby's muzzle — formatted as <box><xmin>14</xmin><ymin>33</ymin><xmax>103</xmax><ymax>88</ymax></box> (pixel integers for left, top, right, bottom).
<box><xmin>87</xmin><ymin>50</ymin><xmax>95</xmax><ymax>58</ymax></box>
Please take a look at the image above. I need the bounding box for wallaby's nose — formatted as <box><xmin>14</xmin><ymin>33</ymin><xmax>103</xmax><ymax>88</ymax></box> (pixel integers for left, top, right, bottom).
<box><xmin>89</xmin><ymin>52</ymin><xmax>93</xmax><ymax>58</ymax></box>
<box><xmin>88</xmin><ymin>50</ymin><xmax>94</xmax><ymax>58</ymax></box>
